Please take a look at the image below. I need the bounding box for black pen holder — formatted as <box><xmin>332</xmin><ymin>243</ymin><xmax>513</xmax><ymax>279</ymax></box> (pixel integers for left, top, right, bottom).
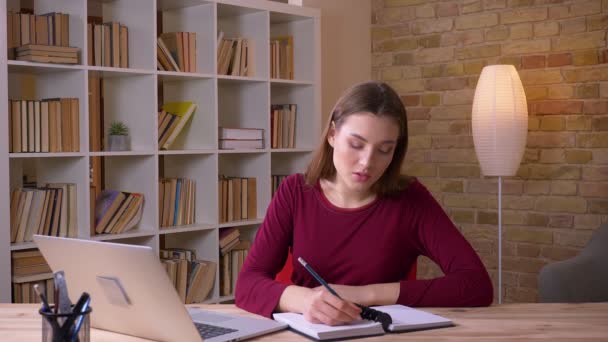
<box><xmin>39</xmin><ymin>305</ymin><xmax>92</xmax><ymax>342</ymax></box>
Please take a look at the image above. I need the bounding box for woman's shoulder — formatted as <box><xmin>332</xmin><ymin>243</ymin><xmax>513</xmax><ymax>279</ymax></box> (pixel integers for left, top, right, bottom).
<box><xmin>389</xmin><ymin>176</ymin><xmax>433</xmax><ymax>202</ymax></box>
<box><xmin>279</xmin><ymin>173</ymin><xmax>313</xmax><ymax>192</ymax></box>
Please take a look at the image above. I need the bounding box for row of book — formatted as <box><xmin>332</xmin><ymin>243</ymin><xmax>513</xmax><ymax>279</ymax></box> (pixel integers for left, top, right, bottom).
<box><xmin>10</xmin><ymin>184</ymin><xmax>78</xmax><ymax>244</ymax></box>
<box><xmin>157</xmin><ymin>32</ymin><xmax>197</xmax><ymax>73</ymax></box>
<box><xmin>219</xmin><ymin>176</ymin><xmax>257</xmax><ymax>223</ymax></box>
<box><xmin>270</xmin><ymin>36</ymin><xmax>294</xmax><ymax>80</ymax></box>
<box><xmin>13</xmin><ymin>275</ymin><xmax>55</xmax><ymax>304</ymax></box>
<box><xmin>158</xmin><ymin>102</ymin><xmax>198</xmax><ymax>150</ymax></box>
<box><xmin>159</xmin><ymin>178</ymin><xmax>196</xmax><ymax>228</ymax></box>
<box><xmin>9</xmin><ymin>98</ymin><xmax>80</xmax><ymax>153</ymax></box>
<box><xmin>7</xmin><ymin>11</ymin><xmax>70</xmax><ymax>51</ymax></box>
<box><xmin>271</xmin><ymin>174</ymin><xmax>288</xmax><ymax>198</ymax></box>
<box><xmin>217</xmin><ymin>33</ymin><xmax>254</xmax><ymax>77</ymax></box>
<box><xmin>94</xmin><ymin>190</ymin><xmax>144</xmax><ymax>235</ymax></box>
<box><xmin>11</xmin><ymin>250</ymin><xmax>51</xmax><ymax>278</ymax></box>
<box><xmin>218</xmin><ymin>228</ymin><xmax>251</xmax><ymax>296</ymax></box>
<box><xmin>271</xmin><ymin>104</ymin><xmax>297</xmax><ymax>149</ymax></box>
<box><xmin>160</xmin><ymin>248</ymin><xmax>216</xmax><ymax>304</ymax></box>
<box><xmin>219</xmin><ymin>127</ymin><xmax>264</xmax><ymax>150</ymax></box>
<box><xmin>87</xmin><ymin>21</ymin><xmax>129</xmax><ymax>68</ymax></box>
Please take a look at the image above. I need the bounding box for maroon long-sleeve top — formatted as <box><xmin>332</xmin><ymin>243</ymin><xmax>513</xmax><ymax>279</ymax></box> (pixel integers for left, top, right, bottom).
<box><xmin>235</xmin><ymin>174</ymin><xmax>493</xmax><ymax>318</ymax></box>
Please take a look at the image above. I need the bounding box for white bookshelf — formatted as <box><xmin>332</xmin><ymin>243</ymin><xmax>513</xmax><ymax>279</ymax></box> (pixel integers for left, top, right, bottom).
<box><xmin>0</xmin><ymin>0</ymin><xmax>320</xmax><ymax>303</ymax></box>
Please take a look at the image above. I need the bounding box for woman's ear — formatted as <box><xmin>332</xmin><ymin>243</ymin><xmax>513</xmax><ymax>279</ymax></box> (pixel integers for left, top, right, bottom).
<box><xmin>327</xmin><ymin>121</ymin><xmax>336</xmax><ymax>147</ymax></box>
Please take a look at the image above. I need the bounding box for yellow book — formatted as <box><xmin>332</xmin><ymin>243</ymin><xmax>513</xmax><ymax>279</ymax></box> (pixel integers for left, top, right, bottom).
<box><xmin>161</xmin><ymin>102</ymin><xmax>198</xmax><ymax>150</ymax></box>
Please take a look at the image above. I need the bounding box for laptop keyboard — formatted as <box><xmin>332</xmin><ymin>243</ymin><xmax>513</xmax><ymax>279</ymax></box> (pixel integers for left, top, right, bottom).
<box><xmin>194</xmin><ymin>322</ymin><xmax>238</xmax><ymax>339</ymax></box>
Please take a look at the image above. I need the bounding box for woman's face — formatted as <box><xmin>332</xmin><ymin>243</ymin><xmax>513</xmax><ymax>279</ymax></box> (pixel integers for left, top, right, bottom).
<box><xmin>328</xmin><ymin>112</ymin><xmax>399</xmax><ymax>195</ymax></box>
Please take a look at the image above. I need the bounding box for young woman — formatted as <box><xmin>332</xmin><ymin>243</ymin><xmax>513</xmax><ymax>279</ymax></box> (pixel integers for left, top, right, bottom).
<box><xmin>235</xmin><ymin>81</ymin><xmax>493</xmax><ymax>325</ymax></box>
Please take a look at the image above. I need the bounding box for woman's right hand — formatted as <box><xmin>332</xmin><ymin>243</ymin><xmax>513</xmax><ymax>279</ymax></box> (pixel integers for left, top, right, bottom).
<box><xmin>278</xmin><ymin>285</ymin><xmax>361</xmax><ymax>326</ymax></box>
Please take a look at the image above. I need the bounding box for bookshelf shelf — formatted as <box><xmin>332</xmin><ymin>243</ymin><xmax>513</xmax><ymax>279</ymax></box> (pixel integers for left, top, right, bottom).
<box><xmin>270</xmin><ymin>148</ymin><xmax>314</xmax><ymax>153</ymax></box>
<box><xmin>9</xmin><ymin>242</ymin><xmax>37</xmax><ymax>252</ymax></box>
<box><xmin>0</xmin><ymin>0</ymin><xmax>320</xmax><ymax>304</ymax></box>
<box><xmin>89</xmin><ymin>151</ymin><xmax>157</xmax><ymax>157</ymax></box>
<box><xmin>87</xmin><ymin>67</ymin><xmax>155</xmax><ymax>77</ymax></box>
<box><xmin>218</xmin><ymin>219</ymin><xmax>264</xmax><ymax>229</ymax></box>
<box><xmin>217</xmin><ymin>75</ymin><xmax>268</xmax><ymax>83</ymax></box>
<box><xmin>157</xmin><ymin>71</ymin><xmax>215</xmax><ymax>82</ymax></box>
<box><xmin>9</xmin><ymin>152</ymin><xmax>86</xmax><ymax>158</ymax></box>
<box><xmin>270</xmin><ymin>78</ymin><xmax>314</xmax><ymax>85</ymax></box>
<box><xmin>217</xmin><ymin>149</ymin><xmax>266</xmax><ymax>154</ymax></box>
<box><xmin>8</xmin><ymin>60</ymin><xmax>85</xmax><ymax>73</ymax></box>
<box><xmin>159</xmin><ymin>223</ymin><xmax>217</xmax><ymax>235</ymax></box>
<box><xmin>158</xmin><ymin>149</ymin><xmax>216</xmax><ymax>155</ymax></box>
<box><xmin>90</xmin><ymin>230</ymin><xmax>158</xmax><ymax>242</ymax></box>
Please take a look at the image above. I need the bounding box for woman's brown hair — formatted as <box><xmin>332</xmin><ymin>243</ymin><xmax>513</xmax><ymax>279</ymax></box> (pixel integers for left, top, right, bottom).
<box><xmin>304</xmin><ymin>81</ymin><xmax>412</xmax><ymax>196</ymax></box>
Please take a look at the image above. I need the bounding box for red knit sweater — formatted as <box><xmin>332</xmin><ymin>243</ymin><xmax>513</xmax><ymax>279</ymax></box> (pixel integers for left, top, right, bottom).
<box><xmin>235</xmin><ymin>174</ymin><xmax>493</xmax><ymax>318</ymax></box>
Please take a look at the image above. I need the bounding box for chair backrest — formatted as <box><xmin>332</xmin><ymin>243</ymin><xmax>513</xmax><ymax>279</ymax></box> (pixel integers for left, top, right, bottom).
<box><xmin>275</xmin><ymin>251</ymin><xmax>417</xmax><ymax>285</ymax></box>
<box><xmin>538</xmin><ymin>224</ymin><xmax>608</xmax><ymax>303</ymax></box>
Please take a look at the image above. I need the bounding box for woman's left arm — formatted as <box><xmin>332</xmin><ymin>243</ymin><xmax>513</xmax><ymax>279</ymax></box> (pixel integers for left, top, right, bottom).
<box><xmin>321</xmin><ymin>185</ymin><xmax>493</xmax><ymax>308</ymax></box>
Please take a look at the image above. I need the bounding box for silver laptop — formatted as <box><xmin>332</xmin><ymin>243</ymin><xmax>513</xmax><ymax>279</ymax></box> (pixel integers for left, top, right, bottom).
<box><xmin>33</xmin><ymin>235</ymin><xmax>287</xmax><ymax>342</ymax></box>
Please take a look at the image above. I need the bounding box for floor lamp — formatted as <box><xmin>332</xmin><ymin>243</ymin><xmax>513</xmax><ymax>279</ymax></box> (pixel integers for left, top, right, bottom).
<box><xmin>471</xmin><ymin>65</ymin><xmax>528</xmax><ymax>304</ymax></box>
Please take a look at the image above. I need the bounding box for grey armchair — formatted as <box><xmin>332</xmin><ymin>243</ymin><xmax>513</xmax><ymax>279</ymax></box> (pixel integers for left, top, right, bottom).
<box><xmin>539</xmin><ymin>224</ymin><xmax>608</xmax><ymax>303</ymax></box>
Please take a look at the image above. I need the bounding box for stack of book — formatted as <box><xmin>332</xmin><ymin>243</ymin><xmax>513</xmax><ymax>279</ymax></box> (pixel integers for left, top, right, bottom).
<box><xmin>7</xmin><ymin>11</ymin><xmax>72</xmax><ymax>61</ymax></box>
<box><xmin>87</xmin><ymin>21</ymin><xmax>128</xmax><ymax>68</ymax></box>
<box><xmin>160</xmin><ymin>248</ymin><xmax>216</xmax><ymax>304</ymax></box>
<box><xmin>16</xmin><ymin>44</ymin><xmax>79</xmax><ymax>64</ymax></box>
<box><xmin>219</xmin><ymin>127</ymin><xmax>264</xmax><ymax>150</ymax></box>
<box><xmin>10</xmin><ymin>183</ymin><xmax>77</xmax><ymax>243</ymax></box>
<box><xmin>217</xmin><ymin>31</ymin><xmax>254</xmax><ymax>76</ymax></box>
<box><xmin>271</xmin><ymin>174</ymin><xmax>289</xmax><ymax>198</ymax></box>
<box><xmin>157</xmin><ymin>32</ymin><xmax>196</xmax><ymax>72</ymax></box>
<box><xmin>11</xmin><ymin>250</ymin><xmax>53</xmax><ymax>304</ymax></box>
<box><xmin>270</xmin><ymin>104</ymin><xmax>297</xmax><ymax>149</ymax></box>
<box><xmin>159</xmin><ymin>178</ymin><xmax>196</xmax><ymax>228</ymax></box>
<box><xmin>94</xmin><ymin>190</ymin><xmax>144</xmax><ymax>235</ymax></box>
<box><xmin>218</xmin><ymin>176</ymin><xmax>257</xmax><ymax>223</ymax></box>
<box><xmin>11</xmin><ymin>250</ymin><xmax>54</xmax><ymax>304</ymax></box>
<box><xmin>158</xmin><ymin>102</ymin><xmax>198</xmax><ymax>150</ymax></box>
<box><xmin>8</xmin><ymin>98</ymin><xmax>80</xmax><ymax>153</ymax></box>
<box><xmin>218</xmin><ymin>228</ymin><xmax>251</xmax><ymax>296</ymax></box>
<box><xmin>270</xmin><ymin>36</ymin><xmax>293</xmax><ymax>79</ymax></box>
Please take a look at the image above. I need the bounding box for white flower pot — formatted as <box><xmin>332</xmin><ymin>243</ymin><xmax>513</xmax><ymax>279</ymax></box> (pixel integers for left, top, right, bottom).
<box><xmin>107</xmin><ymin>135</ymin><xmax>130</xmax><ymax>151</ymax></box>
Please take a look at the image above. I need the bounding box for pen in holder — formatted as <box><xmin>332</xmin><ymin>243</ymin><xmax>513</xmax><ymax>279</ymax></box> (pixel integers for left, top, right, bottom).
<box><xmin>39</xmin><ymin>304</ymin><xmax>92</xmax><ymax>342</ymax></box>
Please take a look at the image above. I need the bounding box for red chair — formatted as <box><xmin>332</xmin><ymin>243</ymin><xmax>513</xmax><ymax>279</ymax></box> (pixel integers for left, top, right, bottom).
<box><xmin>275</xmin><ymin>252</ymin><xmax>417</xmax><ymax>285</ymax></box>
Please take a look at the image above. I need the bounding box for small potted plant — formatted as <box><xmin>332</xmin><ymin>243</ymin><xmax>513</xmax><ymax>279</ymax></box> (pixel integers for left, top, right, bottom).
<box><xmin>107</xmin><ymin>121</ymin><xmax>130</xmax><ymax>151</ymax></box>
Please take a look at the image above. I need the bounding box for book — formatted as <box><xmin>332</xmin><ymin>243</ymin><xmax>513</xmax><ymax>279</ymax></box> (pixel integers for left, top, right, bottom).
<box><xmin>219</xmin><ymin>139</ymin><xmax>263</xmax><ymax>150</ymax></box>
<box><xmin>273</xmin><ymin>304</ymin><xmax>452</xmax><ymax>340</ymax></box>
<box><xmin>219</xmin><ymin>127</ymin><xmax>264</xmax><ymax>140</ymax></box>
<box><xmin>161</xmin><ymin>101</ymin><xmax>198</xmax><ymax>150</ymax></box>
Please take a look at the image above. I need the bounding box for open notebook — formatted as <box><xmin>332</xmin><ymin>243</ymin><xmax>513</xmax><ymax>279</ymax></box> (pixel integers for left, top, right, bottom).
<box><xmin>273</xmin><ymin>305</ymin><xmax>453</xmax><ymax>340</ymax></box>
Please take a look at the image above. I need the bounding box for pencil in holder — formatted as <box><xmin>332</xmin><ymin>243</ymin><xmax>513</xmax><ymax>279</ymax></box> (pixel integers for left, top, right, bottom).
<box><xmin>39</xmin><ymin>305</ymin><xmax>92</xmax><ymax>342</ymax></box>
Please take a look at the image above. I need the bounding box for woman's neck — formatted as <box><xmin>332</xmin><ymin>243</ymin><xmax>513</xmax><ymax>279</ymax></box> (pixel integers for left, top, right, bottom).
<box><xmin>319</xmin><ymin>178</ymin><xmax>377</xmax><ymax>209</ymax></box>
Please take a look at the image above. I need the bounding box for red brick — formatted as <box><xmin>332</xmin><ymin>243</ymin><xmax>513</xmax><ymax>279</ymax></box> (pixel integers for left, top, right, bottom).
<box><xmin>407</xmin><ymin>107</ymin><xmax>431</xmax><ymax>120</ymax></box>
<box><xmin>547</xmin><ymin>53</ymin><xmax>572</xmax><ymax>67</ymax></box>
<box><xmin>583</xmin><ymin>100</ymin><xmax>608</xmax><ymax>114</ymax></box>
<box><xmin>436</xmin><ymin>2</ymin><xmax>458</xmax><ymax>17</ymax></box>
<box><xmin>532</xmin><ymin>101</ymin><xmax>583</xmax><ymax>114</ymax></box>
<box><xmin>425</xmin><ymin>77</ymin><xmax>468</xmax><ymax>91</ymax></box>
<box><xmin>400</xmin><ymin>95</ymin><xmax>420</xmax><ymax>106</ymax></box>
<box><xmin>604</xmin><ymin>49</ymin><xmax>608</xmax><ymax>64</ymax></box>
<box><xmin>522</xmin><ymin>55</ymin><xmax>545</xmax><ymax>69</ymax></box>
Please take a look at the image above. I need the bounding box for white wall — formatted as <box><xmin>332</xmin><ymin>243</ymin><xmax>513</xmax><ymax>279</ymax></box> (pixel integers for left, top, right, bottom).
<box><xmin>300</xmin><ymin>0</ymin><xmax>372</xmax><ymax>125</ymax></box>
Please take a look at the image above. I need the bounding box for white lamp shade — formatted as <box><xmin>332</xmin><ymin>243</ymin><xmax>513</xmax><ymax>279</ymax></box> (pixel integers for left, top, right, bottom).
<box><xmin>472</xmin><ymin>65</ymin><xmax>528</xmax><ymax>177</ymax></box>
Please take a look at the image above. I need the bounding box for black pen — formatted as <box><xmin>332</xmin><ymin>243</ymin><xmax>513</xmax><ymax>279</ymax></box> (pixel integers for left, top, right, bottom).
<box><xmin>297</xmin><ymin>257</ymin><xmax>342</xmax><ymax>299</ymax></box>
<box><xmin>297</xmin><ymin>257</ymin><xmax>393</xmax><ymax>331</ymax></box>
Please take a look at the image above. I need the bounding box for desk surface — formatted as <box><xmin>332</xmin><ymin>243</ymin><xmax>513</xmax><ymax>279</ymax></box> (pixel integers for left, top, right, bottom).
<box><xmin>1</xmin><ymin>303</ymin><xmax>607</xmax><ymax>341</ymax></box>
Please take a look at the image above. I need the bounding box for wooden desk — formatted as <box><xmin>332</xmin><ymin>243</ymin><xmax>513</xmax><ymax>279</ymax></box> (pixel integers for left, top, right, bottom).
<box><xmin>1</xmin><ymin>303</ymin><xmax>607</xmax><ymax>341</ymax></box>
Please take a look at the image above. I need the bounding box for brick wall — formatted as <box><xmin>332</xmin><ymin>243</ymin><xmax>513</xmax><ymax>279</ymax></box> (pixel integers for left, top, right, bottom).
<box><xmin>372</xmin><ymin>0</ymin><xmax>608</xmax><ymax>302</ymax></box>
